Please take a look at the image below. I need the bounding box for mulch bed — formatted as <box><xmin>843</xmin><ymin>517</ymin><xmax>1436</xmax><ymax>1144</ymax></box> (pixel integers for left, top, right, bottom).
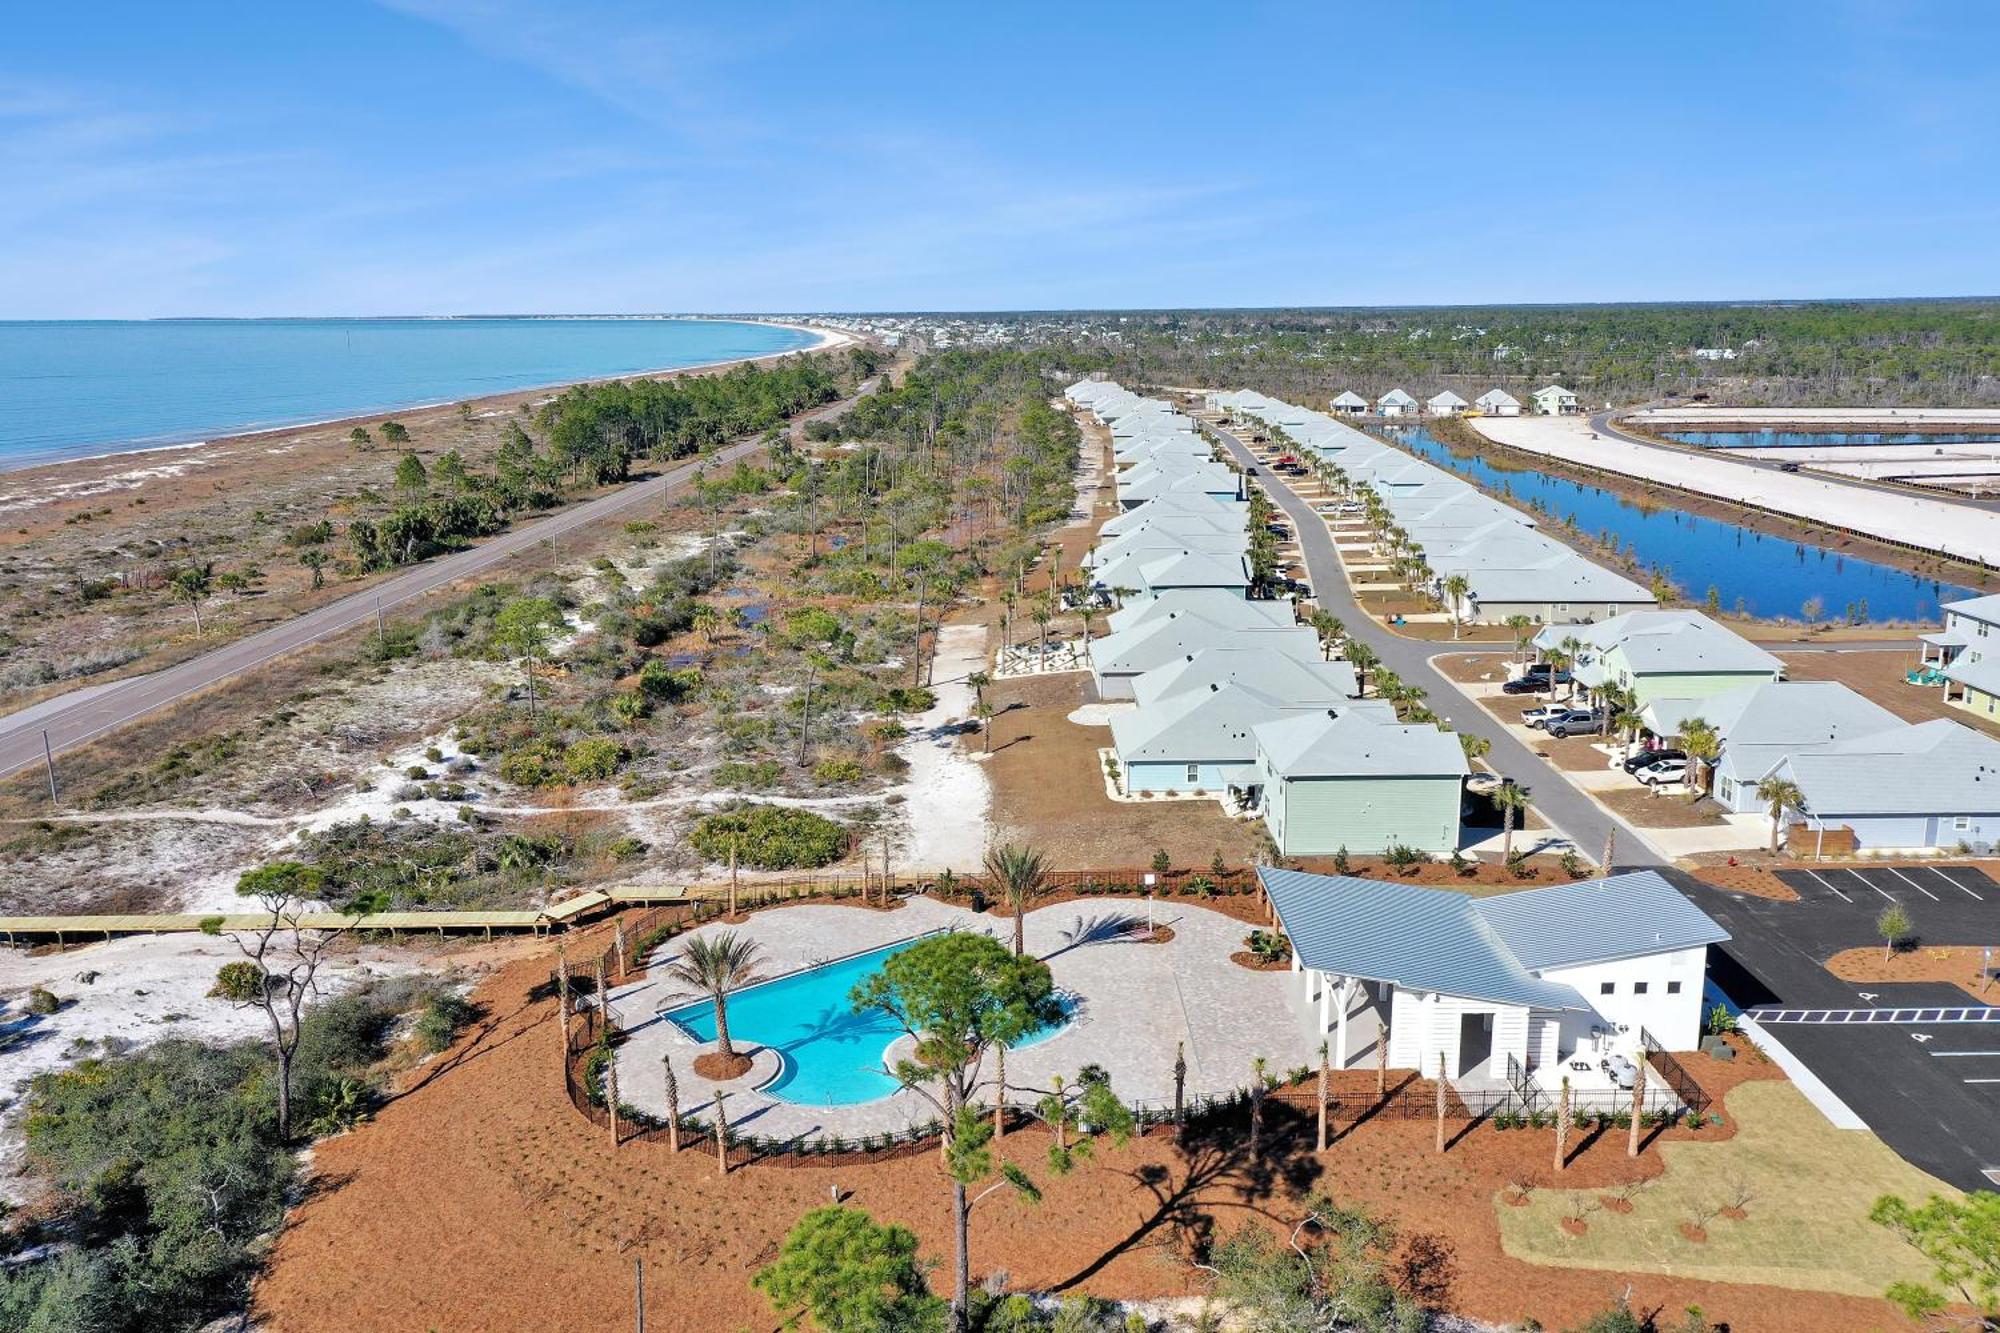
<box><xmin>1230</xmin><ymin>951</ymin><xmax>1290</xmax><ymax>972</ymax></box>
<box><xmin>254</xmin><ymin>926</ymin><xmax>1901</xmax><ymax>1333</ymax></box>
<box><xmin>693</xmin><ymin>1051</ymin><xmax>755</xmax><ymax>1081</ymax></box>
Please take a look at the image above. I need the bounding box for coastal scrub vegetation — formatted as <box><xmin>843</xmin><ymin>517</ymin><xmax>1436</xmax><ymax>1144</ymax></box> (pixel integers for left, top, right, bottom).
<box><xmin>0</xmin><ymin>974</ymin><xmax>477</xmax><ymax>1333</ymax></box>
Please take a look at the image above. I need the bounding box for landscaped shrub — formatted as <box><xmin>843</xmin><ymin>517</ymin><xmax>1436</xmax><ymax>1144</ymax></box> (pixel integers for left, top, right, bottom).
<box><xmin>25</xmin><ymin>987</ymin><xmax>60</xmax><ymax>1015</ymax></box>
<box><xmin>1246</xmin><ymin>930</ymin><xmax>1291</xmax><ymax>964</ymax></box>
<box><xmin>563</xmin><ymin>737</ymin><xmax>625</xmax><ymax>782</ymax></box>
<box><xmin>690</xmin><ymin>805</ymin><xmax>848</xmax><ymax>869</ymax></box>
<box><xmin>1382</xmin><ymin>842</ymin><xmax>1422</xmax><ymax>875</ymax></box>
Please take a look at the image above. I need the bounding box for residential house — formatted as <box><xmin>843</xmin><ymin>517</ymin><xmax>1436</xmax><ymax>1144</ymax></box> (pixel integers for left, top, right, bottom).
<box><xmin>1535</xmin><ymin>610</ymin><xmax>1783</xmax><ymax>708</ymax></box>
<box><xmin>1088</xmin><ymin>613</ymin><xmax>1317</xmax><ymax>699</ymax></box>
<box><xmin>1330</xmin><ymin>390</ymin><xmax>1369</xmax><ymax>415</ymax></box>
<box><xmin>1474</xmin><ymin>388</ymin><xmax>1522</xmax><ymax>416</ymax></box>
<box><xmin>1250</xmin><ymin>709</ymin><xmax>1469</xmax><ymax>855</ymax></box>
<box><xmin>1104</xmin><ymin>589</ymin><xmax>1294</xmax><ymax>637</ymax></box>
<box><xmin>1658</xmin><ymin>680</ymin><xmax>1906</xmax><ymax>813</ymax></box>
<box><xmin>1132</xmin><ymin>648</ymin><xmax>1358</xmax><ymax>709</ymax></box>
<box><xmin>1923</xmin><ymin>593</ymin><xmax>2000</xmax><ymax>722</ymax></box>
<box><xmin>1532</xmin><ymin>384</ymin><xmax>1580</xmax><ymax>416</ymax></box>
<box><xmin>1766</xmin><ymin>719</ymin><xmax>2000</xmax><ymax>853</ymax></box>
<box><xmin>1112</xmin><ymin>686</ymin><xmax>1386</xmax><ymax>795</ymax></box>
<box><xmin>1376</xmin><ymin>388</ymin><xmax>1419</xmax><ymax>418</ymax></box>
<box><xmin>1426</xmin><ymin>390</ymin><xmax>1469</xmax><ymax>417</ymax></box>
<box><xmin>1262</xmin><ymin>869</ymin><xmax>1727</xmax><ymax>1091</ymax></box>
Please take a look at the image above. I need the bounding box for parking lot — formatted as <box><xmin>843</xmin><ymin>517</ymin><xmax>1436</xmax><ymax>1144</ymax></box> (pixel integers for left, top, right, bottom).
<box><xmin>1671</xmin><ymin>865</ymin><xmax>2000</xmax><ymax>1191</ymax></box>
<box><xmin>1776</xmin><ymin>863</ymin><xmax>1989</xmax><ymax>904</ymax></box>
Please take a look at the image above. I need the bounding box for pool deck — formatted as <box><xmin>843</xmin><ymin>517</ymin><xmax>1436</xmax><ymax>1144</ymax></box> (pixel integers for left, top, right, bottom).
<box><xmin>608</xmin><ymin>896</ymin><xmax>1319</xmax><ymax>1142</ymax></box>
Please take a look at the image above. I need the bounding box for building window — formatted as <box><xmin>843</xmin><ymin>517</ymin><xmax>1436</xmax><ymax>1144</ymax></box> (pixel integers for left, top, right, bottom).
<box><xmin>1667</xmin><ymin>981</ymin><xmax>1682</xmax><ymax>995</ymax></box>
<box><xmin>1953</xmin><ymin>816</ymin><xmax>1973</xmax><ymax>832</ymax></box>
<box><xmin>1633</xmin><ymin>982</ymin><xmax>1649</xmax><ymax>995</ymax></box>
<box><xmin>1599</xmin><ymin>981</ymin><xmax>1614</xmax><ymax>995</ymax></box>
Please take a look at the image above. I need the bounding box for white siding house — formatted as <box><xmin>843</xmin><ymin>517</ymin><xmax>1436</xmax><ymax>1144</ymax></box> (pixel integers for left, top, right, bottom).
<box><xmin>1376</xmin><ymin>388</ymin><xmax>1419</xmax><ymax>418</ymax></box>
<box><xmin>1330</xmin><ymin>390</ymin><xmax>1369</xmax><ymax>415</ymax></box>
<box><xmin>1532</xmin><ymin>384</ymin><xmax>1580</xmax><ymax>416</ymax></box>
<box><xmin>1426</xmin><ymin>390</ymin><xmax>1469</xmax><ymax>417</ymax></box>
<box><xmin>1474</xmin><ymin>388</ymin><xmax>1522</xmax><ymax>416</ymax></box>
<box><xmin>1262</xmin><ymin>869</ymin><xmax>1727</xmax><ymax>1102</ymax></box>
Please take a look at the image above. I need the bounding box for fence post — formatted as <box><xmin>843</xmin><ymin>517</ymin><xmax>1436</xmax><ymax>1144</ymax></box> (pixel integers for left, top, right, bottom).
<box><xmin>634</xmin><ymin>1256</ymin><xmax>645</xmax><ymax>1333</ymax></box>
<box><xmin>615</xmin><ymin>918</ymin><xmax>628</xmax><ymax>984</ymax></box>
<box><xmin>595</xmin><ymin>958</ymin><xmax>609</xmax><ymax>1033</ymax></box>
<box><xmin>1628</xmin><ymin>1058</ymin><xmax>1646</xmax><ymax>1158</ymax></box>
<box><xmin>729</xmin><ymin>835</ymin><xmax>739</xmax><ymax>919</ymax></box>
<box><xmin>1376</xmin><ymin>1023</ymin><xmax>1388</xmax><ymax>1098</ymax></box>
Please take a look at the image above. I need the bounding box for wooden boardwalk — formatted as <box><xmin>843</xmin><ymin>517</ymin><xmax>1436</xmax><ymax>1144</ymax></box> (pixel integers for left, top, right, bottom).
<box><xmin>0</xmin><ymin>886</ymin><xmax>697</xmax><ymax>944</ymax></box>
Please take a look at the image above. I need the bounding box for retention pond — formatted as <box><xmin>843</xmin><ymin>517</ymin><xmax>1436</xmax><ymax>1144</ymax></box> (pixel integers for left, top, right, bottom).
<box><xmin>1389</xmin><ymin>426</ymin><xmax>1973</xmax><ymax>623</ymax></box>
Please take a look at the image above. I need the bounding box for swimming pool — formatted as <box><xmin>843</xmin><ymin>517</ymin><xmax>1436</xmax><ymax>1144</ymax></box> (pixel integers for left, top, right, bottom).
<box><xmin>661</xmin><ymin>935</ymin><xmax>1071</xmax><ymax>1106</ymax></box>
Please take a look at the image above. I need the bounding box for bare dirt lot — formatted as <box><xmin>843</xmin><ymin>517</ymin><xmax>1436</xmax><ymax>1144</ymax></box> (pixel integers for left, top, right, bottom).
<box><xmin>1777</xmin><ymin>646</ymin><xmax>2000</xmax><ymax>737</ymax></box>
<box><xmin>249</xmin><ymin>924</ymin><xmax>1921</xmax><ymax>1333</ymax></box>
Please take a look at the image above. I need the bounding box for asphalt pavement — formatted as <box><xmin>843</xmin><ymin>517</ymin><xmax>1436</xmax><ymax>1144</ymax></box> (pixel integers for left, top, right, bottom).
<box><xmin>1669</xmin><ymin>864</ymin><xmax>2000</xmax><ymax>1192</ymax></box>
<box><xmin>0</xmin><ymin>382</ymin><xmax>876</xmax><ymax>785</ymax></box>
<box><xmin>1202</xmin><ymin>418</ymin><xmax>1658</xmax><ymax>866</ymax></box>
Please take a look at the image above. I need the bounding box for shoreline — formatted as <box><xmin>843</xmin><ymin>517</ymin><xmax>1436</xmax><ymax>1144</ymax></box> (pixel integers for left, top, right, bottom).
<box><xmin>0</xmin><ymin>318</ymin><xmax>849</xmax><ymax>484</ymax></box>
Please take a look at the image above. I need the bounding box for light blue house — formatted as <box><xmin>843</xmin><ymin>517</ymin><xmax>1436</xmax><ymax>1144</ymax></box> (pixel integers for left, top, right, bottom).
<box><xmin>1767</xmin><ymin>718</ymin><xmax>2000</xmax><ymax>853</ymax></box>
<box><xmin>1251</xmin><ymin>710</ymin><xmax>1469</xmax><ymax>855</ymax></box>
<box><xmin>1113</xmin><ymin>688</ymin><xmax>1393</xmax><ymax>795</ymax></box>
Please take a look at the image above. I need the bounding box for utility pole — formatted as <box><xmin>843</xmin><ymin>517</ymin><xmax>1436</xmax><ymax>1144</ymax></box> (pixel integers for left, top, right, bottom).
<box><xmin>373</xmin><ymin>596</ymin><xmax>386</xmax><ymax>651</ymax></box>
<box><xmin>41</xmin><ymin>730</ymin><xmax>58</xmax><ymax>805</ymax></box>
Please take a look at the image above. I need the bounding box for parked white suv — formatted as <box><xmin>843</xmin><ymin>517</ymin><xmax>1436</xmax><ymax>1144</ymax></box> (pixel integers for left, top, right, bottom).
<box><xmin>1635</xmin><ymin>757</ymin><xmax>1689</xmax><ymax>786</ymax></box>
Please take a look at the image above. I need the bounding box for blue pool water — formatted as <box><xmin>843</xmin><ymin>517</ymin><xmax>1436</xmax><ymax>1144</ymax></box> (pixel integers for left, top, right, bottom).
<box><xmin>1389</xmin><ymin>426</ymin><xmax>1973</xmax><ymax>622</ymax></box>
<box><xmin>663</xmin><ymin>936</ymin><xmax>1070</xmax><ymax>1106</ymax></box>
<box><xmin>1664</xmin><ymin>430</ymin><xmax>2000</xmax><ymax>450</ymax></box>
<box><xmin>0</xmin><ymin>317</ymin><xmax>820</xmax><ymax>472</ymax></box>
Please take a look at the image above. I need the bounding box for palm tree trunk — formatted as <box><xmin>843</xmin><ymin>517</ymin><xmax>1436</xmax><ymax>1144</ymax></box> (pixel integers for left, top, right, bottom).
<box><xmin>714</xmin><ymin>996</ymin><xmax>734</xmax><ymax>1059</ymax></box>
<box><xmin>1012</xmin><ymin>903</ymin><xmax>1024</xmax><ymax>958</ymax></box>
<box><xmin>1502</xmin><ymin>805</ymin><xmax>1516</xmax><ymax>862</ymax></box>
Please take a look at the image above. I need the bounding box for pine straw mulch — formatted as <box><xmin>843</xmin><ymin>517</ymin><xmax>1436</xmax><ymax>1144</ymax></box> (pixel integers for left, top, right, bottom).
<box><xmin>249</xmin><ymin>932</ymin><xmax>1909</xmax><ymax>1333</ymax></box>
<box><xmin>1825</xmin><ymin>945</ymin><xmax>1999</xmax><ymax>1004</ymax></box>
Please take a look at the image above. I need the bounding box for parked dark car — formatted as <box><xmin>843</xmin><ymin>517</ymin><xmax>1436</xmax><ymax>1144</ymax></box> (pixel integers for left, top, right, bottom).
<box><xmin>1778</xmin><ymin>461</ymin><xmax>1801</xmax><ymax>473</ymax></box>
<box><xmin>1621</xmin><ymin>747</ymin><xmax>1686</xmax><ymax>774</ymax></box>
<box><xmin>1502</xmin><ymin>675</ymin><xmax>1556</xmax><ymax>695</ymax></box>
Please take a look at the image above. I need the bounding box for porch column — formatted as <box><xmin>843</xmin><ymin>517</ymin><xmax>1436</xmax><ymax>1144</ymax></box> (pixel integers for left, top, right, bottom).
<box><xmin>1334</xmin><ymin>979</ymin><xmax>1353</xmax><ymax>1068</ymax></box>
<box><xmin>1319</xmin><ymin>973</ymin><xmax>1335</xmax><ymax>1034</ymax></box>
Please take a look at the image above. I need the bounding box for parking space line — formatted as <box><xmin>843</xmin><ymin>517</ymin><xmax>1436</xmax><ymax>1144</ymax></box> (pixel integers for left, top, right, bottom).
<box><xmin>1929</xmin><ymin>866</ymin><xmax>1987</xmax><ymax>901</ymax></box>
<box><xmin>1802</xmin><ymin>869</ymin><xmax>1852</xmax><ymax>903</ymax></box>
<box><xmin>1882</xmin><ymin>866</ymin><xmax>1941</xmax><ymax>901</ymax></box>
<box><xmin>1834</xmin><ymin>868</ymin><xmax>1898</xmax><ymax>902</ymax></box>
<box><xmin>1930</xmin><ymin>1051</ymin><xmax>2000</xmax><ymax>1057</ymax></box>
<box><xmin>1966</xmin><ymin>1078</ymin><xmax>2000</xmax><ymax>1085</ymax></box>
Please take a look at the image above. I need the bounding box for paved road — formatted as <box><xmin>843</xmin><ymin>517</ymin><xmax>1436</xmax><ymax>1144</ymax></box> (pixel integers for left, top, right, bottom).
<box><xmin>0</xmin><ymin>383</ymin><xmax>877</xmax><ymax>785</ymax></box>
<box><xmin>1669</xmin><ymin>865</ymin><xmax>2000</xmax><ymax>1191</ymax></box>
<box><xmin>1589</xmin><ymin>409</ymin><xmax>2000</xmax><ymax>514</ymax></box>
<box><xmin>1202</xmin><ymin>419</ymin><xmax>1660</xmax><ymax>867</ymax></box>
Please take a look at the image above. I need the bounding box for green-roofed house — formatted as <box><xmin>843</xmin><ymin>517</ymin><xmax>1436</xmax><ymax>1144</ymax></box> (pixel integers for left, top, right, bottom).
<box><xmin>1250</xmin><ymin>710</ymin><xmax>1469</xmax><ymax>855</ymax></box>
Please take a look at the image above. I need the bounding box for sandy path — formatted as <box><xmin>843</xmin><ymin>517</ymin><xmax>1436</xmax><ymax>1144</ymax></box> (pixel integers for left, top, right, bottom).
<box><xmin>892</xmin><ymin>622</ymin><xmax>993</xmax><ymax>871</ymax></box>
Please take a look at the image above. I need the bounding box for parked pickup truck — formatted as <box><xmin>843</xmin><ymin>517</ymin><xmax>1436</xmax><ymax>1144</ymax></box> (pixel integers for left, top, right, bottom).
<box><xmin>1546</xmin><ymin>709</ymin><xmax>1609</xmax><ymax>738</ymax></box>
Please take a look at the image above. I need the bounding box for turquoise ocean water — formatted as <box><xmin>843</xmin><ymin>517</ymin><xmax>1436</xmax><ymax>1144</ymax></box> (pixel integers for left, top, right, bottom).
<box><xmin>0</xmin><ymin>317</ymin><xmax>821</xmax><ymax>473</ymax></box>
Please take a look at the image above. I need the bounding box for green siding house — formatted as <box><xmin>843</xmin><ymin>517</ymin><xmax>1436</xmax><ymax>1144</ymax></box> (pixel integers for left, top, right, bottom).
<box><xmin>1536</xmin><ymin>610</ymin><xmax>1782</xmax><ymax>709</ymax></box>
<box><xmin>1252</xmin><ymin>711</ymin><xmax>1468</xmax><ymax>855</ymax></box>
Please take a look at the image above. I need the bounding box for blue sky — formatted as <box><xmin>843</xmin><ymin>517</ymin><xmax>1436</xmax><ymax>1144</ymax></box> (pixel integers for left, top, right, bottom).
<box><xmin>5</xmin><ymin>1</ymin><xmax>1999</xmax><ymax>316</ymax></box>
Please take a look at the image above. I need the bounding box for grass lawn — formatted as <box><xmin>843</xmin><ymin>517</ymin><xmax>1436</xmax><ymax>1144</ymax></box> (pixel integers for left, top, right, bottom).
<box><xmin>1495</xmin><ymin>1080</ymin><xmax>1956</xmax><ymax>1299</ymax></box>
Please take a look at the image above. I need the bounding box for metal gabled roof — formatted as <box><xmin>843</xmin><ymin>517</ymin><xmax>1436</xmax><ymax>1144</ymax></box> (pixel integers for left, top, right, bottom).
<box><xmin>1471</xmin><ymin>871</ymin><xmax>1730</xmax><ymax>972</ymax></box>
<box><xmin>1260</xmin><ymin>869</ymin><xmax>1588</xmax><ymax>1011</ymax></box>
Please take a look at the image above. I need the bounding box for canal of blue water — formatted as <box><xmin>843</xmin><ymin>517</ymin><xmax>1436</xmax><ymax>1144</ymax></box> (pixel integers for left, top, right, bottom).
<box><xmin>1662</xmin><ymin>430</ymin><xmax>2000</xmax><ymax>450</ymax></box>
<box><xmin>1387</xmin><ymin>427</ymin><xmax>1975</xmax><ymax>623</ymax></box>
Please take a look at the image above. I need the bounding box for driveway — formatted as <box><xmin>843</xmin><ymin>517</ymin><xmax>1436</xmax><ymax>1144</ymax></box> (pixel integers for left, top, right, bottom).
<box><xmin>1668</xmin><ymin>864</ymin><xmax>2000</xmax><ymax>1192</ymax></box>
<box><xmin>0</xmin><ymin>380</ymin><xmax>878</xmax><ymax>784</ymax></box>
<box><xmin>1202</xmin><ymin>418</ymin><xmax>1660</xmax><ymax>867</ymax></box>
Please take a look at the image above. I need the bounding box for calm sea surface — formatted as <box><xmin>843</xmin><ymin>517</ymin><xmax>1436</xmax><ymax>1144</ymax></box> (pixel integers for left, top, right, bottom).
<box><xmin>0</xmin><ymin>318</ymin><xmax>821</xmax><ymax>472</ymax></box>
<box><xmin>1390</xmin><ymin>426</ymin><xmax>1973</xmax><ymax>623</ymax></box>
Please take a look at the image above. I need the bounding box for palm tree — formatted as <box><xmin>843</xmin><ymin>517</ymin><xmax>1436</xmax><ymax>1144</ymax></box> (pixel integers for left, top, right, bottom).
<box><xmin>1346</xmin><ymin>641</ymin><xmax>1380</xmax><ymax>696</ymax></box>
<box><xmin>1494</xmin><ymin>781</ymin><xmax>1532</xmax><ymax>863</ymax></box>
<box><xmin>1753</xmin><ymin>776</ymin><xmax>1803</xmax><ymax>854</ymax></box>
<box><xmin>1458</xmin><ymin>731</ymin><xmax>1492</xmax><ymax>765</ymax></box>
<box><xmin>1506</xmin><ymin>615</ymin><xmax>1535</xmax><ymax>666</ymax></box>
<box><xmin>982</xmin><ymin>843</ymin><xmax>1049</xmax><ymax>957</ymax></box>
<box><xmin>1441</xmin><ymin>573</ymin><xmax>1471</xmax><ymax>639</ymax></box>
<box><xmin>1680</xmin><ymin>718</ymin><xmax>1722</xmax><ymax>804</ymax></box>
<box><xmin>660</xmin><ymin>932</ymin><xmax>765</xmax><ymax>1060</ymax></box>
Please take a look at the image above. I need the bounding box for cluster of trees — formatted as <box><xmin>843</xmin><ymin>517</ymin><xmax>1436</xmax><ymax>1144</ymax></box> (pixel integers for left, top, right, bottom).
<box><xmin>538</xmin><ymin>353</ymin><xmax>846</xmax><ymax>479</ymax></box>
<box><xmin>1024</xmin><ymin>301</ymin><xmax>2000</xmax><ymax>407</ymax></box>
